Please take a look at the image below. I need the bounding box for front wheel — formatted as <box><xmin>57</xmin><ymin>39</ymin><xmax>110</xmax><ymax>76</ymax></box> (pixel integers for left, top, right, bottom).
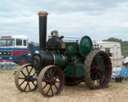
<box><xmin>14</xmin><ymin>64</ymin><xmax>37</xmax><ymax>92</ymax></box>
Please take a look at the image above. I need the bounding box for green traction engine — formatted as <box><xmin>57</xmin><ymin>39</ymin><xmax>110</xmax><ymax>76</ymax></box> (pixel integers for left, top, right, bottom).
<box><xmin>14</xmin><ymin>11</ymin><xmax>112</xmax><ymax>97</ymax></box>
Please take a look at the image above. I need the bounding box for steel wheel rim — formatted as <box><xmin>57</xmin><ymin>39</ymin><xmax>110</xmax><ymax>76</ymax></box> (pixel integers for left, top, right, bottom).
<box><xmin>38</xmin><ymin>65</ymin><xmax>64</xmax><ymax>97</ymax></box>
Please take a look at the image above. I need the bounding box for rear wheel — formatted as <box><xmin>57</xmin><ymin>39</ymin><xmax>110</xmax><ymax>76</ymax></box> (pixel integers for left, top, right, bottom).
<box><xmin>84</xmin><ymin>50</ymin><xmax>112</xmax><ymax>89</ymax></box>
<box><xmin>38</xmin><ymin>65</ymin><xmax>64</xmax><ymax>97</ymax></box>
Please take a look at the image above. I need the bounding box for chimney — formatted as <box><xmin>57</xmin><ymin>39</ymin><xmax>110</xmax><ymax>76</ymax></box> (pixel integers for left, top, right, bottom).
<box><xmin>38</xmin><ymin>11</ymin><xmax>48</xmax><ymax>50</ymax></box>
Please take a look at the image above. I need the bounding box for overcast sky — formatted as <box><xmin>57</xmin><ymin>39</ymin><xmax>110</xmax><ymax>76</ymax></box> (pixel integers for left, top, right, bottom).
<box><xmin>0</xmin><ymin>0</ymin><xmax>128</xmax><ymax>42</ymax></box>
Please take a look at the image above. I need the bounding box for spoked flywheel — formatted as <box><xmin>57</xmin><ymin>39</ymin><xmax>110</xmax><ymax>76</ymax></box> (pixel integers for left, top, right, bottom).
<box><xmin>37</xmin><ymin>65</ymin><xmax>64</xmax><ymax>97</ymax></box>
<box><xmin>84</xmin><ymin>50</ymin><xmax>112</xmax><ymax>89</ymax></box>
<box><xmin>15</xmin><ymin>64</ymin><xmax>37</xmax><ymax>92</ymax></box>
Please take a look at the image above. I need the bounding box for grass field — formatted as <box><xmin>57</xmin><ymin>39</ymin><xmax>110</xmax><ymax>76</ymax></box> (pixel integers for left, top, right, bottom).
<box><xmin>0</xmin><ymin>69</ymin><xmax>128</xmax><ymax>102</ymax></box>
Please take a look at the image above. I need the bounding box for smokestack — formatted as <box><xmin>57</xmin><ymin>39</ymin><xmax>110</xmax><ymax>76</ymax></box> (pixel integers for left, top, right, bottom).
<box><xmin>38</xmin><ymin>11</ymin><xmax>48</xmax><ymax>50</ymax></box>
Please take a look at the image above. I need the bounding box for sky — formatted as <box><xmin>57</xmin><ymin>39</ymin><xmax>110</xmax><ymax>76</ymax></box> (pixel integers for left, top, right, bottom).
<box><xmin>0</xmin><ymin>0</ymin><xmax>128</xmax><ymax>42</ymax></box>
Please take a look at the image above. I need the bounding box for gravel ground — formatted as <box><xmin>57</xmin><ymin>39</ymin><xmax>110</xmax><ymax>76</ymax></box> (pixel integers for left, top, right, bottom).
<box><xmin>0</xmin><ymin>69</ymin><xmax>128</xmax><ymax>102</ymax></box>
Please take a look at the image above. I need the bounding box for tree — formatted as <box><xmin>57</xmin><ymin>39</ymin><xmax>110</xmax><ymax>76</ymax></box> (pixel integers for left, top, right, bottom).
<box><xmin>104</xmin><ymin>37</ymin><xmax>122</xmax><ymax>42</ymax></box>
<box><xmin>104</xmin><ymin>37</ymin><xmax>128</xmax><ymax>57</ymax></box>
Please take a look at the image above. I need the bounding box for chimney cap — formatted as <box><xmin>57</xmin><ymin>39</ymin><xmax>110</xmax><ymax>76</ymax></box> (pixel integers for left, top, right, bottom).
<box><xmin>38</xmin><ymin>11</ymin><xmax>48</xmax><ymax>16</ymax></box>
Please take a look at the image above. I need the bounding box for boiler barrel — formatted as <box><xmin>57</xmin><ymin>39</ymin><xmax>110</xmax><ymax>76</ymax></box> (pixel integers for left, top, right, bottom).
<box><xmin>33</xmin><ymin>51</ymin><xmax>67</xmax><ymax>69</ymax></box>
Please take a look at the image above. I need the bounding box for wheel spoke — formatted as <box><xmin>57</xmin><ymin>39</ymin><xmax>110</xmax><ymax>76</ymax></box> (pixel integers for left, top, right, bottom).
<box><xmin>47</xmin><ymin>68</ymin><xmax>56</xmax><ymax>78</ymax></box>
<box><xmin>21</xmin><ymin>71</ymin><xmax>26</xmax><ymax>77</ymax></box>
<box><xmin>42</xmin><ymin>83</ymin><xmax>47</xmax><ymax>89</ymax></box>
<box><xmin>54</xmin><ymin>84</ymin><xmax>59</xmax><ymax>90</ymax></box>
<box><xmin>18</xmin><ymin>77</ymin><xmax>25</xmax><ymax>79</ymax></box>
<box><xmin>50</xmin><ymin>86</ymin><xmax>54</xmax><ymax>96</ymax></box>
<box><xmin>31</xmin><ymin>81</ymin><xmax>37</xmax><ymax>87</ymax></box>
<box><xmin>26</xmin><ymin>67</ymin><xmax>30</xmax><ymax>75</ymax></box>
<box><xmin>46</xmin><ymin>86</ymin><xmax>51</xmax><ymax>95</ymax></box>
<box><xmin>51</xmin><ymin>69</ymin><xmax>56</xmax><ymax>77</ymax></box>
<box><xmin>19</xmin><ymin>80</ymin><xmax>25</xmax><ymax>87</ymax></box>
<box><xmin>28</xmin><ymin>82</ymin><xmax>31</xmax><ymax>91</ymax></box>
<box><xmin>27</xmin><ymin>66</ymin><xmax>33</xmax><ymax>75</ymax></box>
<box><xmin>29</xmin><ymin>67</ymin><xmax>33</xmax><ymax>75</ymax></box>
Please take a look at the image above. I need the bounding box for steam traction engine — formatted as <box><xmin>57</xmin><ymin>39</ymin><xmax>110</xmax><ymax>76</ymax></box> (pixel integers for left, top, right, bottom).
<box><xmin>14</xmin><ymin>11</ymin><xmax>112</xmax><ymax>97</ymax></box>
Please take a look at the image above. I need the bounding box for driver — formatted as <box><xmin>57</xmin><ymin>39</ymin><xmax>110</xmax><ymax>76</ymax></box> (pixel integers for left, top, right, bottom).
<box><xmin>47</xmin><ymin>30</ymin><xmax>65</xmax><ymax>50</ymax></box>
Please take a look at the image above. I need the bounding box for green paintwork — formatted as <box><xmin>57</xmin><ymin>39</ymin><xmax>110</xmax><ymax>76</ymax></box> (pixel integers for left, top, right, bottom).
<box><xmin>64</xmin><ymin>63</ymin><xmax>85</xmax><ymax>78</ymax></box>
<box><xmin>35</xmin><ymin>35</ymin><xmax>93</xmax><ymax>79</ymax></box>
<box><xmin>53</xmin><ymin>36</ymin><xmax>92</xmax><ymax>78</ymax></box>
<box><xmin>79</xmin><ymin>36</ymin><xmax>93</xmax><ymax>56</ymax></box>
<box><xmin>65</xmin><ymin>42</ymin><xmax>78</xmax><ymax>56</ymax></box>
<box><xmin>54</xmin><ymin>54</ymin><xmax>67</xmax><ymax>66</ymax></box>
<box><xmin>75</xmin><ymin>63</ymin><xmax>85</xmax><ymax>77</ymax></box>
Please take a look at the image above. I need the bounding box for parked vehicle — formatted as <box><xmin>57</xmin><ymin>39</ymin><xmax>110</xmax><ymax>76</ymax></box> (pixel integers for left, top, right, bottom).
<box><xmin>112</xmin><ymin>67</ymin><xmax>123</xmax><ymax>82</ymax></box>
<box><xmin>0</xmin><ymin>35</ymin><xmax>31</xmax><ymax>69</ymax></box>
<box><xmin>112</xmin><ymin>67</ymin><xmax>128</xmax><ymax>82</ymax></box>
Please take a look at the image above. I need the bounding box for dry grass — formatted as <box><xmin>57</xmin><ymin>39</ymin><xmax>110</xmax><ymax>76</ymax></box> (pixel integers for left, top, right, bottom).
<box><xmin>0</xmin><ymin>69</ymin><xmax>128</xmax><ymax>102</ymax></box>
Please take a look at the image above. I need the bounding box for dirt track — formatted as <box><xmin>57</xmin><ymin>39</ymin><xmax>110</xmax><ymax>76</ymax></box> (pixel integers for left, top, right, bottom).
<box><xmin>0</xmin><ymin>69</ymin><xmax>128</xmax><ymax>102</ymax></box>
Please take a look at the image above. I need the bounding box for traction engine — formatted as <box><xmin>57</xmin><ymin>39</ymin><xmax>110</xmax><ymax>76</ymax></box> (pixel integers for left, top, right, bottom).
<box><xmin>14</xmin><ymin>11</ymin><xmax>112</xmax><ymax>97</ymax></box>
